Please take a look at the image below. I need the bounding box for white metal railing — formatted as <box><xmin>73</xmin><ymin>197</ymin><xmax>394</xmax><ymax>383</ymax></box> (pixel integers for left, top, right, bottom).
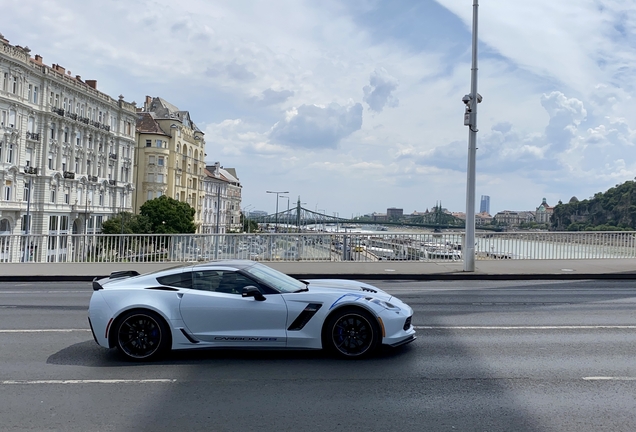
<box><xmin>0</xmin><ymin>231</ymin><xmax>635</xmax><ymax>264</ymax></box>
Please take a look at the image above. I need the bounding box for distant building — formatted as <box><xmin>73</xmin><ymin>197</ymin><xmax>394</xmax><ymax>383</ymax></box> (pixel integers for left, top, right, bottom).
<box><xmin>200</xmin><ymin>163</ymin><xmax>242</xmax><ymax>233</ymax></box>
<box><xmin>387</xmin><ymin>207</ymin><xmax>403</xmax><ymax>220</ymax></box>
<box><xmin>535</xmin><ymin>198</ymin><xmax>553</xmax><ymax>224</ymax></box>
<box><xmin>134</xmin><ymin>96</ymin><xmax>206</xmax><ymax>231</ymax></box>
<box><xmin>479</xmin><ymin>195</ymin><xmax>490</xmax><ymax>214</ymax></box>
<box><xmin>494</xmin><ymin>210</ymin><xmax>535</xmax><ymax>227</ymax></box>
<box><xmin>371</xmin><ymin>212</ymin><xmax>387</xmax><ymax>222</ymax></box>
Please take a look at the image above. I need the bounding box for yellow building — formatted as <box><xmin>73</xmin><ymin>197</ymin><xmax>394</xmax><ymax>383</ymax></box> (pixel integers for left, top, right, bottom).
<box><xmin>133</xmin><ymin>97</ymin><xmax>206</xmax><ymax>230</ymax></box>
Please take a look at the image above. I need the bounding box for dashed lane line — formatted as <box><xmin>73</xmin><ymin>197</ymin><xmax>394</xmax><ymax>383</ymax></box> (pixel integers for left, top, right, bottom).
<box><xmin>0</xmin><ymin>329</ymin><xmax>90</xmax><ymax>333</ymax></box>
<box><xmin>413</xmin><ymin>325</ymin><xmax>636</xmax><ymax>330</ymax></box>
<box><xmin>0</xmin><ymin>379</ymin><xmax>177</xmax><ymax>385</ymax></box>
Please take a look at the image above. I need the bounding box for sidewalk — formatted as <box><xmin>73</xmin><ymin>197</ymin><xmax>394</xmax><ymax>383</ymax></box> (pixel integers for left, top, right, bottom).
<box><xmin>1</xmin><ymin>259</ymin><xmax>635</xmax><ymax>281</ymax></box>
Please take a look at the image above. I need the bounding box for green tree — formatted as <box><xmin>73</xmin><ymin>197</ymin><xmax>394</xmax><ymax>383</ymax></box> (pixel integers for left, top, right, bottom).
<box><xmin>140</xmin><ymin>195</ymin><xmax>196</xmax><ymax>234</ymax></box>
<box><xmin>101</xmin><ymin>212</ymin><xmax>152</xmax><ymax>235</ymax></box>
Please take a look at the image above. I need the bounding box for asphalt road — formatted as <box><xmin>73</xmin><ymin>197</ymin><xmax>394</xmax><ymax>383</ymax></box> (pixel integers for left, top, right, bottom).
<box><xmin>1</xmin><ymin>280</ymin><xmax>636</xmax><ymax>431</ymax></box>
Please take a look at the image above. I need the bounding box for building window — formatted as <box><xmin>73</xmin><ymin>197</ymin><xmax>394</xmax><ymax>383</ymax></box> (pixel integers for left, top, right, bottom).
<box><xmin>49</xmin><ymin>216</ymin><xmax>58</xmax><ymax>231</ymax></box>
<box><xmin>25</xmin><ymin>148</ymin><xmax>32</xmax><ymax>167</ymax></box>
<box><xmin>99</xmin><ymin>193</ymin><xmax>104</xmax><ymax>206</ymax></box>
<box><xmin>147</xmin><ymin>191</ymin><xmax>153</xmax><ymax>200</ymax></box>
<box><xmin>12</xmin><ymin>76</ymin><xmax>18</xmax><ymax>94</ymax></box>
<box><xmin>149</xmin><ymin>155</ymin><xmax>155</xmax><ymax>165</ymax></box>
<box><xmin>147</xmin><ymin>173</ymin><xmax>154</xmax><ymax>182</ymax></box>
<box><xmin>64</xmin><ymin>187</ymin><xmax>70</xmax><ymax>204</ymax></box>
<box><xmin>4</xmin><ymin>181</ymin><xmax>12</xmax><ymax>201</ymax></box>
<box><xmin>33</xmin><ymin>86</ymin><xmax>38</xmax><ymax>104</ymax></box>
<box><xmin>76</xmin><ymin>132</ymin><xmax>81</xmax><ymax>146</ymax></box>
<box><xmin>28</xmin><ymin>84</ymin><xmax>32</xmax><ymax>101</ymax></box>
<box><xmin>48</xmin><ymin>154</ymin><xmax>53</xmax><ymax>169</ymax></box>
<box><xmin>157</xmin><ymin>156</ymin><xmax>164</xmax><ymax>166</ymax></box>
<box><xmin>50</xmin><ymin>189</ymin><xmax>56</xmax><ymax>203</ymax></box>
<box><xmin>157</xmin><ymin>174</ymin><xmax>164</xmax><ymax>183</ymax></box>
<box><xmin>145</xmin><ymin>139</ymin><xmax>151</xmax><ymax>147</ymax></box>
<box><xmin>156</xmin><ymin>139</ymin><xmax>163</xmax><ymax>148</ymax></box>
<box><xmin>62</xmin><ymin>156</ymin><xmax>67</xmax><ymax>172</ymax></box>
<box><xmin>50</xmin><ymin>123</ymin><xmax>56</xmax><ymax>140</ymax></box>
<box><xmin>6</xmin><ymin>144</ymin><xmax>13</xmax><ymax>164</ymax></box>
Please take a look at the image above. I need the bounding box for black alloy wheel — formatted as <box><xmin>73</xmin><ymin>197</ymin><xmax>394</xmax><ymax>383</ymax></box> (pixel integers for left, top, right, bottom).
<box><xmin>115</xmin><ymin>311</ymin><xmax>169</xmax><ymax>361</ymax></box>
<box><xmin>325</xmin><ymin>309</ymin><xmax>380</xmax><ymax>358</ymax></box>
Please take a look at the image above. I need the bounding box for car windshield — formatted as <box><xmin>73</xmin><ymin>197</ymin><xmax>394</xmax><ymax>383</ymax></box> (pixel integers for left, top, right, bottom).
<box><xmin>243</xmin><ymin>262</ymin><xmax>307</xmax><ymax>293</ymax></box>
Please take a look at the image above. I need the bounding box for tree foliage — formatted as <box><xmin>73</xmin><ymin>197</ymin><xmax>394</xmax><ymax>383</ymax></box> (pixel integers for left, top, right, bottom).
<box><xmin>101</xmin><ymin>212</ymin><xmax>152</xmax><ymax>235</ymax></box>
<box><xmin>551</xmin><ymin>180</ymin><xmax>636</xmax><ymax>231</ymax></box>
<box><xmin>140</xmin><ymin>196</ymin><xmax>196</xmax><ymax>234</ymax></box>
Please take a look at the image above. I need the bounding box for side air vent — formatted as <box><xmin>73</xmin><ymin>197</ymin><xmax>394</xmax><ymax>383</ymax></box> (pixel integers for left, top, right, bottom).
<box><xmin>361</xmin><ymin>287</ymin><xmax>377</xmax><ymax>293</ymax></box>
<box><xmin>179</xmin><ymin>328</ymin><xmax>199</xmax><ymax>344</ymax></box>
<box><xmin>288</xmin><ymin>303</ymin><xmax>323</xmax><ymax>331</ymax></box>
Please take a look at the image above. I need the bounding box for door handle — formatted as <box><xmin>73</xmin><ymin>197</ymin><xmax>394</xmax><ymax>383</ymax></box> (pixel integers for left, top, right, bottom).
<box><xmin>177</xmin><ymin>293</ymin><xmax>184</xmax><ymax>299</ymax></box>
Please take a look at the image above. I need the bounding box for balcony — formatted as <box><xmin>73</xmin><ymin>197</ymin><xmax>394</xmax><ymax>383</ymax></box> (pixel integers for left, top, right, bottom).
<box><xmin>63</xmin><ymin>171</ymin><xmax>75</xmax><ymax>179</ymax></box>
<box><xmin>66</xmin><ymin>112</ymin><xmax>78</xmax><ymax>120</ymax></box>
<box><xmin>24</xmin><ymin>167</ymin><xmax>38</xmax><ymax>175</ymax></box>
<box><xmin>108</xmin><ymin>179</ymin><xmax>117</xmax><ymax>186</ymax></box>
<box><xmin>100</xmin><ymin>124</ymin><xmax>110</xmax><ymax>132</ymax></box>
<box><xmin>88</xmin><ymin>175</ymin><xmax>98</xmax><ymax>182</ymax></box>
<box><xmin>79</xmin><ymin>117</ymin><xmax>89</xmax><ymax>124</ymax></box>
<box><xmin>26</xmin><ymin>132</ymin><xmax>40</xmax><ymax>141</ymax></box>
<box><xmin>109</xmin><ymin>153</ymin><xmax>118</xmax><ymax>160</ymax></box>
<box><xmin>52</xmin><ymin>107</ymin><xmax>65</xmax><ymax>116</ymax></box>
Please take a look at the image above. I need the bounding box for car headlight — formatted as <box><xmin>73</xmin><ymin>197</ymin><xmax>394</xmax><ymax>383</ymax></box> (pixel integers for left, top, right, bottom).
<box><xmin>368</xmin><ymin>298</ymin><xmax>399</xmax><ymax>310</ymax></box>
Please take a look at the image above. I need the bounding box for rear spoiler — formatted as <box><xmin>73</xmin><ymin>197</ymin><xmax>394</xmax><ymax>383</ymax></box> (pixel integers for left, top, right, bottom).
<box><xmin>92</xmin><ymin>270</ymin><xmax>141</xmax><ymax>291</ymax></box>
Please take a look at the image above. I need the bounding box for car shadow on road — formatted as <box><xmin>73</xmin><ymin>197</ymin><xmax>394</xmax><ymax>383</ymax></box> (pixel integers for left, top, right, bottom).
<box><xmin>46</xmin><ymin>339</ymin><xmax>416</xmax><ymax>367</ymax></box>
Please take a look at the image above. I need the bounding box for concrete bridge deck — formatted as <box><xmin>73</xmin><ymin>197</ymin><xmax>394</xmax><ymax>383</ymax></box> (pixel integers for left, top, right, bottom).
<box><xmin>1</xmin><ymin>259</ymin><xmax>635</xmax><ymax>281</ymax></box>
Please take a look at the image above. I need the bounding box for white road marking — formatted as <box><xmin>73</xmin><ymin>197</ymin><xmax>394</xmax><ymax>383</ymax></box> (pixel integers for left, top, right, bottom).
<box><xmin>583</xmin><ymin>377</ymin><xmax>636</xmax><ymax>381</ymax></box>
<box><xmin>414</xmin><ymin>325</ymin><xmax>636</xmax><ymax>330</ymax></box>
<box><xmin>0</xmin><ymin>379</ymin><xmax>177</xmax><ymax>385</ymax></box>
<box><xmin>0</xmin><ymin>291</ymin><xmax>89</xmax><ymax>294</ymax></box>
<box><xmin>0</xmin><ymin>329</ymin><xmax>90</xmax><ymax>333</ymax></box>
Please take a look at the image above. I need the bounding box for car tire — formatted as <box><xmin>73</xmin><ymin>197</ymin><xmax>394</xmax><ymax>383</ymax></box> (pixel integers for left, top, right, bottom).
<box><xmin>323</xmin><ymin>307</ymin><xmax>381</xmax><ymax>358</ymax></box>
<box><xmin>114</xmin><ymin>309</ymin><xmax>171</xmax><ymax>361</ymax></box>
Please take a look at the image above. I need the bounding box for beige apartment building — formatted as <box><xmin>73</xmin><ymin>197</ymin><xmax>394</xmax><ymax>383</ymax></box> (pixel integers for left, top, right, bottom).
<box><xmin>134</xmin><ymin>96</ymin><xmax>206</xmax><ymax>231</ymax></box>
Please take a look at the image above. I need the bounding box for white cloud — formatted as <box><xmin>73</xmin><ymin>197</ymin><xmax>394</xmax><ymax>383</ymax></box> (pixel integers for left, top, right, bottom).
<box><xmin>363</xmin><ymin>68</ymin><xmax>399</xmax><ymax>112</ymax></box>
<box><xmin>270</xmin><ymin>103</ymin><xmax>363</xmax><ymax>149</ymax></box>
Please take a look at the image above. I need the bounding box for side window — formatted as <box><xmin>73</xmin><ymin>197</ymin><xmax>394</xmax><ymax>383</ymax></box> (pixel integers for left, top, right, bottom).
<box><xmin>192</xmin><ymin>270</ymin><xmax>223</xmax><ymax>292</ymax></box>
<box><xmin>191</xmin><ymin>270</ymin><xmax>261</xmax><ymax>295</ymax></box>
<box><xmin>217</xmin><ymin>271</ymin><xmax>260</xmax><ymax>295</ymax></box>
<box><xmin>157</xmin><ymin>271</ymin><xmax>193</xmax><ymax>289</ymax></box>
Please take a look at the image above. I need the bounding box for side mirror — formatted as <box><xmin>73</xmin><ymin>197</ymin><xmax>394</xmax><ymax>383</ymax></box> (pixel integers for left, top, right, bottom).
<box><xmin>242</xmin><ymin>285</ymin><xmax>266</xmax><ymax>301</ymax></box>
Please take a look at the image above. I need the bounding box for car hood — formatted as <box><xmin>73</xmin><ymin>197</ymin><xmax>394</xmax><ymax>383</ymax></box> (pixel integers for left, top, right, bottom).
<box><xmin>303</xmin><ymin>279</ymin><xmax>392</xmax><ymax>301</ymax></box>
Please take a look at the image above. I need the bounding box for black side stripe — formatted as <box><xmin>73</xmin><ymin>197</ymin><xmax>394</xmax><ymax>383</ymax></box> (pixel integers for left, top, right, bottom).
<box><xmin>288</xmin><ymin>303</ymin><xmax>322</xmax><ymax>331</ymax></box>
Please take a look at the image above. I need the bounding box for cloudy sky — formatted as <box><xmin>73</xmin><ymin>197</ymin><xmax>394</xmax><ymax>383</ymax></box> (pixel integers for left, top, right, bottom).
<box><xmin>3</xmin><ymin>0</ymin><xmax>636</xmax><ymax>217</ymax></box>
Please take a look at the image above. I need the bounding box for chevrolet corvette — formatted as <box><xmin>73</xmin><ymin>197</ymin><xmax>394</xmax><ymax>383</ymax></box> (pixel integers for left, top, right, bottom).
<box><xmin>88</xmin><ymin>260</ymin><xmax>415</xmax><ymax>360</ymax></box>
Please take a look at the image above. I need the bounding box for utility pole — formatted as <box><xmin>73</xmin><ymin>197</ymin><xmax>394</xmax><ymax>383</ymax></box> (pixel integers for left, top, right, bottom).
<box><xmin>463</xmin><ymin>0</ymin><xmax>481</xmax><ymax>272</ymax></box>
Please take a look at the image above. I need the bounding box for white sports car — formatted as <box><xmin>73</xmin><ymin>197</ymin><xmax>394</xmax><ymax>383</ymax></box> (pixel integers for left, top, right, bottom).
<box><xmin>88</xmin><ymin>260</ymin><xmax>415</xmax><ymax>361</ymax></box>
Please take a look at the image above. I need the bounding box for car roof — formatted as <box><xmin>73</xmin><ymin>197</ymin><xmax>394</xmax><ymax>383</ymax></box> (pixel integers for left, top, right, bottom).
<box><xmin>191</xmin><ymin>259</ymin><xmax>258</xmax><ymax>271</ymax></box>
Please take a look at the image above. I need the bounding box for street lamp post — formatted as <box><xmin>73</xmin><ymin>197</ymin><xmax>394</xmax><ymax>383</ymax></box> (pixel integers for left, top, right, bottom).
<box><xmin>279</xmin><ymin>195</ymin><xmax>289</xmax><ymax>232</ymax></box>
<box><xmin>266</xmin><ymin>190</ymin><xmax>288</xmax><ymax>232</ymax></box>
<box><xmin>22</xmin><ymin>167</ymin><xmax>37</xmax><ymax>262</ymax></box>
<box><xmin>463</xmin><ymin>0</ymin><xmax>481</xmax><ymax>272</ymax></box>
